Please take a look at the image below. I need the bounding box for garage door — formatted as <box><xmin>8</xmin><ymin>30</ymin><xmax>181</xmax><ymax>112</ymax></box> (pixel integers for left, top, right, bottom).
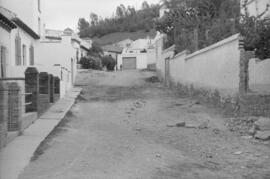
<box><xmin>122</xmin><ymin>57</ymin><xmax>136</xmax><ymax>70</ymax></box>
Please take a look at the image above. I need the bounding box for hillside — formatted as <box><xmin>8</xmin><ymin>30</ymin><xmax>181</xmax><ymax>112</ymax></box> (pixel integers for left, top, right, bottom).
<box><xmin>93</xmin><ymin>29</ymin><xmax>157</xmax><ymax>46</ymax></box>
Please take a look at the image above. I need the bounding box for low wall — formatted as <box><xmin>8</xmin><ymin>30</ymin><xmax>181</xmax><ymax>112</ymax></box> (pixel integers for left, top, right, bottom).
<box><xmin>169</xmin><ymin>34</ymin><xmax>240</xmax><ymax>97</ymax></box>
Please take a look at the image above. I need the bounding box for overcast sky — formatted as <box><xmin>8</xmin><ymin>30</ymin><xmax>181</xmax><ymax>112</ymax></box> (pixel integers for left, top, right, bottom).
<box><xmin>43</xmin><ymin>0</ymin><xmax>161</xmax><ymax>31</ymax></box>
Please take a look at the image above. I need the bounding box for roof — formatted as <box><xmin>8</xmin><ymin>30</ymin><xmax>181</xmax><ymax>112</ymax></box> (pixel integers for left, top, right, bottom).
<box><xmin>45</xmin><ymin>36</ymin><xmax>62</xmax><ymax>40</ymax></box>
<box><xmin>0</xmin><ymin>12</ymin><xmax>16</xmax><ymax>32</ymax></box>
<box><xmin>102</xmin><ymin>45</ymin><xmax>123</xmax><ymax>53</ymax></box>
<box><xmin>12</xmin><ymin>17</ymin><xmax>40</xmax><ymax>39</ymax></box>
<box><xmin>0</xmin><ymin>7</ymin><xmax>39</xmax><ymax>39</ymax></box>
<box><xmin>80</xmin><ymin>45</ymin><xmax>90</xmax><ymax>52</ymax></box>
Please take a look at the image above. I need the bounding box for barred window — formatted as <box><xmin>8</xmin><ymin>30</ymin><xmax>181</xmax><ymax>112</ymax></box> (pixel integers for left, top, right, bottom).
<box><xmin>15</xmin><ymin>35</ymin><xmax>22</xmax><ymax>66</ymax></box>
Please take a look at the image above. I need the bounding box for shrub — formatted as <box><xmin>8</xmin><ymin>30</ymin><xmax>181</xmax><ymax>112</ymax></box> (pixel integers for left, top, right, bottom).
<box><xmin>80</xmin><ymin>56</ymin><xmax>101</xmax><ymax>70</ymax></box>
<box><xmin>101</xmin><ymin>55</ymin><xmax>116</xmax><ymax>71</ymax></box>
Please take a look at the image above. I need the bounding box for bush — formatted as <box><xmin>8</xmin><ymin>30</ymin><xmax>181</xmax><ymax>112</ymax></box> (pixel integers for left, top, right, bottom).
<box><xmin>80</xmin><ymin>56</ymin><xmax>101</xmax><ymax>70</ymax></box>
<box><xmin>101</xmin><ymin>55</ymin><xmax>116</xmax><ymax>71</ymax></box>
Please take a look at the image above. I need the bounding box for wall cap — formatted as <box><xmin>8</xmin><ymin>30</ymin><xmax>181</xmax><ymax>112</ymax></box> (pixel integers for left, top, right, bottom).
<box><xmin>186</xmin><ymin>33</ymin><xmax>240</xmax><ymax>60</ymax></box>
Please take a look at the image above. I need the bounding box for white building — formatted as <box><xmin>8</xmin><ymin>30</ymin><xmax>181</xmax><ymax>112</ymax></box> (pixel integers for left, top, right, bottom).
<box><xmin>0</xmin><ymin>0</ymin><xmax>82</xmax><ymax>97</ymax></box>
<box><xmin>118</xmin><ymin>38</ymin><xmax>156</xmax><ymax>70</ymax></box>
<box><xmin>242</xmin><ymin>0</ymin><xmax>270</xmax><ymax>18</ymax></box>
<box><xmin>0</xmin><ymin>7</ymin><xmax>40</xmax><ymax>78</ymax></box>
<box><xmin>0</xmin><ymin>12</ymin><xmax>16</xmax><ymax>78</ymax></box>
<box><xmin>115</xmin><ymin>39</ymin><xmax>133</xmax><ymax>48</ymax></box>
<box><xmin>0</xmin><ymin>0</ymin><xmax>45</xmax><ymax>37</ymax></box>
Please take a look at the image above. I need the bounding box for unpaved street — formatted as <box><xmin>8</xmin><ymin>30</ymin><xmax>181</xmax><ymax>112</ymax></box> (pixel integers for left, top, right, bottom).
<box><xmin>19</xmin><ymin>70</ymin><xmax>270</xmax><ymax>179</ymax></box>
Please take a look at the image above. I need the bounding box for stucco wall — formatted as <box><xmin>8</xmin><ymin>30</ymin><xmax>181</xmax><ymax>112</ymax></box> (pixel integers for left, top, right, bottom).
<box><xmin>6</xmin><ymin>27</ymin><xmax>38</xmax><ymax>77</ymax></box>
<box><xmin>0</xmin><ymin>27</ymin><xmax>11</xmax><ymax>77</ymax></box>
<box><xmin>249</xmin><ymin>58</ymin><xmax>270</xmax><ymax>93</ymax></box>
<box><xmin>242</xmin><ymin>0</ymin><xmax>270</xmax><ymax>17</ymax></box>
<box><xmin>147</xmin><ymin>49</ymin><xmax>156</xmax><ymax>65</ymax></box>
<box><xmin>36</xmin><ymin>36</ymin><xmax>77</xmax><ymax>72</ymax></box>
<box><xmin>156</xmin><ymin>34</ymin><xmax>241</xmax><ymax>97</ymax></box>
<box><xmin>36</xmin><ymin>35</ymin><xmax>77</xmax><ymax>93</ymax></box>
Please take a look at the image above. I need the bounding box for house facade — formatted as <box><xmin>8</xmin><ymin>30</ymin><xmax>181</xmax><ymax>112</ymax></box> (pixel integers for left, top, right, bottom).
<box><xmin>0</xmin><ymin>12</ymin><xmax>16</xmax><ymax>78</ymax></box>
<box><xmin>118</xmin><ymin>38</ymin><xmax>156</xmax><ymax>70</ymax></box>
<box><xmin>242</xmin><ymin>0</ymin><xmax>270</xmax><ymax>17</ymax></box>
<box><xmin>0</xmin><ymin>0</ymin><xmax>45</xmax><ymax>37</ymax></box>
<box><xmin>0</xmin><ymin>7</ymin><xmax>40</xmax><ymax>78</ymax></box>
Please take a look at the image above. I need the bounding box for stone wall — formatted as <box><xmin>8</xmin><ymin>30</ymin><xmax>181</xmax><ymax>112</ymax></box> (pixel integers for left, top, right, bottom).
<box><xmin>239</xmin><ymin>93</ymin><xmax>270</xmax><ymax>117</ymax></box>
<box><xmin>0</xmin><ymin>82</ymin><xmax>8</xmax><ymax>149</ymax></box>
<box><xmin>0</xmin><ymin>67</ymin><xmax>63</xmax><ymax>150</ymax></box>
<box><xmin>7</xmin><ymin>83</ymin><xmax>22</xmax><ymax>132</ymax></box>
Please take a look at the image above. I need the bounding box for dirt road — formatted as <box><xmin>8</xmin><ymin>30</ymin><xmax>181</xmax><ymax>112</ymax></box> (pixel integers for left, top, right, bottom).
<box><xmin>19</xmin><ymin>70</ymin><xmax>270</xmax><ymax>179</ymax></box>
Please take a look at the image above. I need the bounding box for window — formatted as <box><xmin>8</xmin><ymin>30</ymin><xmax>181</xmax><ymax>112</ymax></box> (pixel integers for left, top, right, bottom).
<box><xmin>22</xmin><ymin>44</ymin><xmax>27</xmax><ymax>66</ymax></box>
<box><xmin>0</xmin><ymin>46</ymin><xmax>7</xmax><ymax>78</ymax></box>
<box><xmin>38</xmin><ymin>0</ymin><xmax>41</xmax><ymax>12</ymax></box>
<box><xmin>29</xmin><ymin>45</ymin><xmax>34</xmax><ymax>65</ymax></box>
<box><xmin>15</xmin><ymin>35</ymin><xmax>22</xmax><ymax>66</ymax></box>
<box><xmin>38</xmin><ymin>18</ymin><xmax>41</xmax><ymax>35</ymax></box>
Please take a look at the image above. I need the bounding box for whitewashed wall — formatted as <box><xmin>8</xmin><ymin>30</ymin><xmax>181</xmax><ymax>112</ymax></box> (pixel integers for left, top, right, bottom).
<box><xmin>6</xmin><ymin>27</ymin><xmax>38</xmax><ymax>77</ymax></box>
<box><xmin>249</xmin><ymin>58</ymin><xmax>270</xmax><ymax>93</ymax></box>
<box><xmin>156</xmin><ymin>34</ymin><xmax>241</xmax><ymax>97</ymax></box>
<box><xmin>36</xmin><ymin>35</ymin><xmax>77</xmax><ymax>94</ymax></box>
<box><xmin>147</xmin><ymin>48</ymin><xmax>156</xmax><ymax>65</ymax></box>
<box><xmin>0</xmin><ymin>27</ymin><xmax>11</xmax><ymax>77</ymax></box>
<box><xmin>242</xmin><ymin>0</ymin><xmax>270</xmax><ymax>17</ymax></box>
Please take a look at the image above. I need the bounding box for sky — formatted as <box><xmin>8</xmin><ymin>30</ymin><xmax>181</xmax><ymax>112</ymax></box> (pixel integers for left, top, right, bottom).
<box><xmin>43</xmin><ymin>0</ymin><xmax>161</xmax><ymax>31</ymax></box>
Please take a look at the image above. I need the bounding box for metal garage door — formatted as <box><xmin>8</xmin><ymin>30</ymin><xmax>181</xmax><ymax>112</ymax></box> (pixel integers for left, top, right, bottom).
<box><xmin>122</xmin><ymin>57</ymin><xmax>136</xmax><ymax>70</ymax></box>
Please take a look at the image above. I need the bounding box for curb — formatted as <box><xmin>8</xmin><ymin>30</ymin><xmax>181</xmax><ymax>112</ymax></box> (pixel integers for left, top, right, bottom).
<box><xmin>0</xmin><ymin>88</ymin><xmax>82</xmax><ymax>179</ymax></box>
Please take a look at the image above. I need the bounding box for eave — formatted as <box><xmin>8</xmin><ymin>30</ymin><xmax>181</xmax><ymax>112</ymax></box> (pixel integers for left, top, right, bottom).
<box><xmin>80</xmin><ymin>45</ymin><xmax>90</xmax><ymax>52</ymax></box>
<box><xmin>12</xmin><ymin>17</ymin><xmax>40</xmax><ymax>39</ymax></box>
<box><xmin>0</xmin><ymin>13</ymin><xmax>16</xmax><ymax>32</ymax></box>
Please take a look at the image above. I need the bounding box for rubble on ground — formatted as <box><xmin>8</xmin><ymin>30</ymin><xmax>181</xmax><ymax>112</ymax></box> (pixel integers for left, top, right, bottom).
<box><xmin>226</xmin><ymin>116</ymin><xmax>270</xmax><ymax>141</ymax></box>
<box><xmin>145</xmin><ymin>76</ymin><xmax>160</xmax><ymax>83</ymax></box>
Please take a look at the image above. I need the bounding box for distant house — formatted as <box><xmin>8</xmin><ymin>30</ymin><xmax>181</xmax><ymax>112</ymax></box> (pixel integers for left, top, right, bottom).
<box><xmin>1</xmin><ymin>0</ymin><xmax>45</xmax><ymax>37</ymax></box>
<box><xmin>115</xmin><ymin>39</ymin><xmax>133</xmax><ymax>48</ymax></box>
<box><xmin>0</xmin><ymin>12</ymin><xmax>17</xmax><ymax>78</ymax></box>
<box><xmin>118</xmin><ymin>38</ymin><xmax>156</xmax><ymax>70</ymax></box>
<box><xmin>242</xmin><ymin>0</ymin><xmax>270</xmax><ymax>18</ymax></box>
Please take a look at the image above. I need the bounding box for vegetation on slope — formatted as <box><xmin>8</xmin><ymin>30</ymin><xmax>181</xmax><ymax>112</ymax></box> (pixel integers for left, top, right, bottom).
<box><xmin>78</xmin><ymin>1</ymin><xmax>160</xmax><ymax>40</ymax></box>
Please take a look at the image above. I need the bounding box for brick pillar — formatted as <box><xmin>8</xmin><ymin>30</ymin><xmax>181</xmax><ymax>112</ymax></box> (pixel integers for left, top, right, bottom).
<box><xmin>0</xmin><ymin>82</ymin><xmax>8</xmax><ymax>149</ymax></box>
<box><xmin>25</xmin><ymin>67</ymin><xmax>39</xmax><ymax>112</ymax></box>
<box><xmin>38</xmin><ymin>72</ymin><xmax>50</xmax><ymax>115</ymax></box>
<box><xmin>54</xmin><ymin>77</ymin><xmax>60</xmax><ymax>100</ymax></box>
<box><xmin>39</xmin><ymin>72</ymin><xmax>50</xmax><ymax>94</ymax></box>
<box><xmin>49</xmin><ymin>74</ymin><xmax>54</xmax><ymax>103</ymax></box>
<box><xmin>239</xmin><ymin>48</ymin><xmax>255</xmax><ymax>94</ymax></box>
<box><xmin>8</xmin><ymin>82</ymin><xmax>22</xmax><ymax>132</ymax></box>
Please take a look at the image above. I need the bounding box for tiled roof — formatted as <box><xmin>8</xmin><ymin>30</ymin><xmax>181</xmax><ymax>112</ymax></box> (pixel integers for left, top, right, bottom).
<box><xmin>0</xmin><ymin>12</ymin><xmax>16</xmax><ymax>31</ymax></box>
<box><xmin>102</xmin><ymin>45</ymin><xmax>123</xmax><ymax>53</ymax></box>
<box><xmin>12</xmin><ymin>18</ymin><xmax>40</xmax><ymax>39</ymax></box>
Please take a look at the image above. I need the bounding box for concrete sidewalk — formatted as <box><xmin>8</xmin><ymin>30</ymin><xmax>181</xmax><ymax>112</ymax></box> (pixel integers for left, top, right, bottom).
<box><xmin>0</xmin><ymin>88</ymin><xmax>82</xmax><ymax>179</ymax></box>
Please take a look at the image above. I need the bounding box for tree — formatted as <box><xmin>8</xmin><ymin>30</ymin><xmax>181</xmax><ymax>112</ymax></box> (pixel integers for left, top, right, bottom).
<box><xmin>155</xmin><ymin>0</ymin><xmax>240</xmax><ymax>52</ymax></box>
<box><xmin>88</xmin><ymin>42</ymin><xmax>103</xmax><ymax>57</ymax></box>
<box><xmin>78</xmin><ymin>18</ymin><xmax>89</xmax><ymax>32</ymax></box>
<box><xmin>101</xmin><ymin>55</ymin><xmax>116</xmax><ymax>71</ymax></box>
<box><xmin>116</xmin><ymin>4</ymin><xmax>127</xmax><ymax>18</ymax></box>
<box><xmin>90</xmin><ymin>12</ymin><xmax>98</xmax><ymax>26</ymax></box>
<box><xmin>142</xmin><ymin>1</ymin><xmax>150</xmax><ymax>10</ymax></box>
